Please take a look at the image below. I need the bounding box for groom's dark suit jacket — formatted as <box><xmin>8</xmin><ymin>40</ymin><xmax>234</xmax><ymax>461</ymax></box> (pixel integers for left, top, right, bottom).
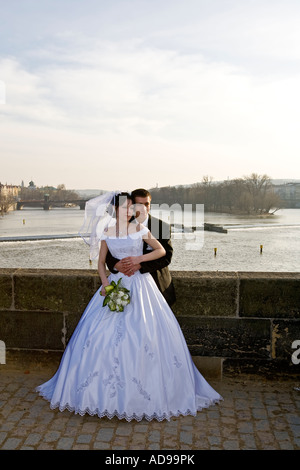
<box><xmin>105</xmin><ymin>215</ymin><xmax>176</xmax><ymax>307</ymax></box>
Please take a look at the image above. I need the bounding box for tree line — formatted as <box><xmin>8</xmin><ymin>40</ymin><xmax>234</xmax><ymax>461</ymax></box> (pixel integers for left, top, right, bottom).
<box><xmin>18</xmin><ymin>184</ymin><xmax>79</xmax><ymax>202</ymax></box>
<box><xmin>150</xmin><ymin>174</ymin><xmax>282</xmax><ymax>215</ymax></box>
<box><xmin>1</xmin><ymin>175</ymin><xmax>283</xmax><ymax>216</ymax></box>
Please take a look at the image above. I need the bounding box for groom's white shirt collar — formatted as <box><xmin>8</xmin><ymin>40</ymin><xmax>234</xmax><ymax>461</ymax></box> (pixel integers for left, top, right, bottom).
<box><xmin>141</xmin><ymin>214</ymin><xmax>149</xmax><ymax>227</ymax></box>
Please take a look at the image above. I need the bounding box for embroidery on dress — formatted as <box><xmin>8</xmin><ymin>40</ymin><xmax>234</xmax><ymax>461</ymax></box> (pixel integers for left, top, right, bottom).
<box><xmin>174</xmin><ymin>356</ymin><xmax>182</xmax><ymax>368</ymax></box>
<box><xmin>114</xmin><ymin>318</ymin><xmax>124</xmax><ymax>347</ymax></box>
<box><xmin>77</xmin><ymin>371</ymin><xmax>99</xmax><ymax>393</ymax></box>
<box><xmin>144</xmin><ymin>344</ymin><xmax>154</xmax><ymax>359</ymax></box>
<box><xmin>103</xmin><ymin>357</ymin><xmax>125</xmax><ymax>398</ymax></box>
<box><xmin>82</xmin><ymin>339</ymin><xmax>90</xmax><ymax>351</ymax></box>
<box><xmin>132</xmin><ymin>377</ymin><xmax>151</xmax><ymax>401</ymax></box>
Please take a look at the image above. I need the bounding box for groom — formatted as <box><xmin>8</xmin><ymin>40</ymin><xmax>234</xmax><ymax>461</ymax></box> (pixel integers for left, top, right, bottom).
<box><xmin>105</xmin><ymin>188</ymin><xmax>176</xmax><ymax>307</ymax></box>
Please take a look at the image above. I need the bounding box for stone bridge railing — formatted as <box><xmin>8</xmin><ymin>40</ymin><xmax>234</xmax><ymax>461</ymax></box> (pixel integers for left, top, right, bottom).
<box><xmin>0</xmin><ymin>269</ymin><xmax>299</xmax><ymax>376</ymax></box>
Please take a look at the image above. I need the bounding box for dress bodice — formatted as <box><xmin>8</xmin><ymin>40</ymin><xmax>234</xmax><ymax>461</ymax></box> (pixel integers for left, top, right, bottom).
<box><xmin>101</xmin><ymin>225</ymin><xmax>148</xmax><ymax>260</ymax></box>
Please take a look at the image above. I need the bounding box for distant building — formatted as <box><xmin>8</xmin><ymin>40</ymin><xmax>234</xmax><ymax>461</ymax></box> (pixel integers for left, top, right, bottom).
<box><xmin>0</xmin><ymin>183</ymin><xmax>19</xmax><ymax>198</ymax></box>
<box><xmin>28</xmin><ymin>180</ymin><xmax>36</xmax><ymax>190</ymax></box>
<box><xmin>0</xmin><ymin>183</ymin><xmax>20</xmax><ymax>212</ymax></box>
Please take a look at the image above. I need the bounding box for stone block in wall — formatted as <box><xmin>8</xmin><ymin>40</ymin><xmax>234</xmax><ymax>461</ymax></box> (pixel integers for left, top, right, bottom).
<box><xmin>14</xmin><ymin>269</ymin><xmax>98</xmax><ymax>314</ymax></box>
<box><xmin>0</xmin><ymin>270</ymin><xmax>13</xmax><ymax>309</ymax></box>
<box><xmin>0</xmin><ymin>310</ymin><xmax>64</xmax><ymax>350</ymax></box>
<box><xmin>177</xmin><ymin>316</ymin><xmax>271</xmax><ymax>359</ymax></box>
<box><xmin>239</xmin><ymin>273</ymin><xmax>300</xmax><ymax>318</ymax></box>
<box><xmin>172</xmin><ymin>271</ymin><xmax>238</xmax><ymax>317</ymax></box>
<box><xmin>64</xmin><ymin>311</ymin><xmax>84</xmax><ymax>344</ymax></box>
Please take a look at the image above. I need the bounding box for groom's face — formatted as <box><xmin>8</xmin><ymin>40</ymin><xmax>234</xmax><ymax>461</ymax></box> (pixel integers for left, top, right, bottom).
<box><xmin>134</xmin><ymin>196</ymin><xmax>151</xmax><ymax>221</ymax></box>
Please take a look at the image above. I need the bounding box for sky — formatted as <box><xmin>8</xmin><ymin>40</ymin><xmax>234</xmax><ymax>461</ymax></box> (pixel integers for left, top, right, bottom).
<box><xmin>1</xmin><ymin>0</ymin><xmax>300</xmax><ymax>191</ymax></box>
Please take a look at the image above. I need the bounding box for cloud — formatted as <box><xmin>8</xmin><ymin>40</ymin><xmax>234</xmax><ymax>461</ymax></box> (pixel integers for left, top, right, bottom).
<box><xmin>0</xmin><ymin>79</ymin><xmax>5</xmax><ymax>104</ymax></box>
<box><xmin>0</xmin><ymin>57</ymin><xmax>66</xmax><ymax>125</ymax></box>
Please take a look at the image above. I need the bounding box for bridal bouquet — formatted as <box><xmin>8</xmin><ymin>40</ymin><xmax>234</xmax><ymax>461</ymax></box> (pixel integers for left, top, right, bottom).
<box><xmin>101</xmin><ymin>278</ymin><xmax>131</xmax><ymax>312</ymax></box>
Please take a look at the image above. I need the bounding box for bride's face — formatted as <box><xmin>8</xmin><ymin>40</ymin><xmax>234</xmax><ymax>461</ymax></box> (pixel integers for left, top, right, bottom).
<box><xmin>117</xmin><ymin>198</ymin><xmax>133</xmax><ymax>221</ymax></box>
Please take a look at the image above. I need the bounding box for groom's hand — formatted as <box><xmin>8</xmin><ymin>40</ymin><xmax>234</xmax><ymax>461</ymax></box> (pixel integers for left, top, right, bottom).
<box><xmin>114</xmin><ymin>259</ymin><xmax>141</xmax><ymax>276</ymax></box>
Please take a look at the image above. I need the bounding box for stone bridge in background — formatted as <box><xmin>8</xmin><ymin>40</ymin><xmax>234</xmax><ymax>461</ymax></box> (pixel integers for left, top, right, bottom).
<box><xmin>17</xmin><ymin>197</ymin><xmax>87</xmax><ymax>210</ymax></box>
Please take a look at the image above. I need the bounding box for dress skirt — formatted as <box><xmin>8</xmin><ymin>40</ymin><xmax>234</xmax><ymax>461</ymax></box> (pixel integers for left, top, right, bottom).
<box><xmin>36</xmin><ymin>271</ymin><xmax>222</xmax><ymax>421</ymax></box>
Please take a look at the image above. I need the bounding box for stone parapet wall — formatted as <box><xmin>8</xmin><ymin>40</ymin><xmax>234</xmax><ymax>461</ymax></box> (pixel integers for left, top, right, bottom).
<box><xmin>0</xmin><ymin>268</ymin><xmax>299</xmax><ymax>374</ymax></box>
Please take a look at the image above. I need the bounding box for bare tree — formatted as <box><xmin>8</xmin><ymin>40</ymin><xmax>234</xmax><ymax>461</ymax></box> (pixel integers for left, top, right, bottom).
<box><xmin>0</xmin><ymin>194</ymin><xmax>16</xmax><ymax>215</ymax></box>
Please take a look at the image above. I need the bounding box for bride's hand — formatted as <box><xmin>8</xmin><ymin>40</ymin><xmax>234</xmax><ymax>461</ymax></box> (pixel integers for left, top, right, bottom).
<box><xmin>101</xmin><ymin>280</ymin><xmax>110</xmax><ymax>296</ymax></box>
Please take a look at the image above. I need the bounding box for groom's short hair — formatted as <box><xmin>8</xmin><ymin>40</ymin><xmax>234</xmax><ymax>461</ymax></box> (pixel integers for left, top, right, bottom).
<box><xmin>131</xmin><ymin>188</ymin><xmax>151</xmax><ymax>202</ymax></box>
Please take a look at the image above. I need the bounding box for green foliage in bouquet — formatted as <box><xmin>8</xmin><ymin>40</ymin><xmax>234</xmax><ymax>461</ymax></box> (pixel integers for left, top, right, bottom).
<box><xmin>101</xmin><ymin>278</ymin><xmax>131</xmax><ymax>312</ymax></box>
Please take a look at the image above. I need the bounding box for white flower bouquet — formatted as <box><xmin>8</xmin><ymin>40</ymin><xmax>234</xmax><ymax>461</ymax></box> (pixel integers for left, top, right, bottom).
<box><xmin>101</xmin><ymin>278</ymin><xmax>131</xmax><ymax>312</ymax></box>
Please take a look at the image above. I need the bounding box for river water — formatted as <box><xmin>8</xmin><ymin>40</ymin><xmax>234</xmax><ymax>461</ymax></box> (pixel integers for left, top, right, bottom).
<box><xmin>0</xmin><ymin>207</ymin><xmax>299</xmax><ymax>272</ymax></box>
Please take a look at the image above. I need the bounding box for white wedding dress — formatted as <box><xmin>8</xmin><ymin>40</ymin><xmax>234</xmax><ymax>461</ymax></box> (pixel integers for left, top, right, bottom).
<box><xmin>36</xmin><ymin>226</ymin><xmax>222</xmax><ymax>421</ymax></box>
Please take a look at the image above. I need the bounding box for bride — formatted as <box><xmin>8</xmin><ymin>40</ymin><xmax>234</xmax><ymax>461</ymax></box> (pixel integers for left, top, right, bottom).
<box><xmin>36</xmin><ymin>191</ymin><xmax>222</xmax><ymax>421</ymax></box>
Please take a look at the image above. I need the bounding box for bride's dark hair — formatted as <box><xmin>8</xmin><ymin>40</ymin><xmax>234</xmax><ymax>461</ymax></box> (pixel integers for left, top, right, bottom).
<box><xmin>114</xmin><ymin>192</ymin><xmax>132</xmax><ymax>209</ymax></box>
<box><xmin>108</xmin><ymin>192</ymin><xmax>132</xmax><ymax>216</ymax></box>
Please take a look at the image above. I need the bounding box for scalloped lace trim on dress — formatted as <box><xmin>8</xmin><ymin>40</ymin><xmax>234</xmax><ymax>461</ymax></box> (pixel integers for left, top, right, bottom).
<box><xmin>36</xmin><ymin>388</ymin><xmax>223</xmax><ymax>422</ymax></box>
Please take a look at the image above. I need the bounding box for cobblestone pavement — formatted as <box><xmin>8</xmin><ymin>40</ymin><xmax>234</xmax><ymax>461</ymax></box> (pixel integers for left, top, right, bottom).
<box><xmin>0</xmin><ymin>368</ymin><xmax>299</xmax><ymax>451</ymax></box>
